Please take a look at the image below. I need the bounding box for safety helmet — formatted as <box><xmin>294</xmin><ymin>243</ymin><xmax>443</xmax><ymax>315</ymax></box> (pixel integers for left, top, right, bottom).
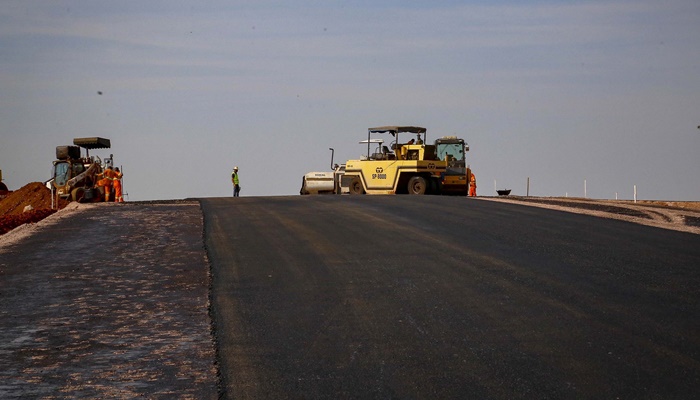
<box><xmin>234</xmin><ymin>166</ymin><xmax>238</xmax><ymax>170</ymax></box>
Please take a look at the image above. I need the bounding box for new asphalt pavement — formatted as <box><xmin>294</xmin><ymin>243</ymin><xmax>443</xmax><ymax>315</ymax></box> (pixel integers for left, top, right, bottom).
<box><xmin>2</xmin><ymin>196</ymin><xmax>698</xmax><ymax>399</ymax></box>
<box><xmin>202</xmin><ymin>195</ymin><xmax>700</xmax><ymax>399</ymax></box>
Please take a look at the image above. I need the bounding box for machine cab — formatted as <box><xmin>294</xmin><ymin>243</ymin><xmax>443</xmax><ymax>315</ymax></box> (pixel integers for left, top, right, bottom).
<box><xmin>435</xmin><ymin>136</ymin><xmax>468</xmax><ymax>168</ymax></box>
<box><xmin>52</xmin><ymin>161</ymin><xmax>71</xmax><ymax>188</ymax></box>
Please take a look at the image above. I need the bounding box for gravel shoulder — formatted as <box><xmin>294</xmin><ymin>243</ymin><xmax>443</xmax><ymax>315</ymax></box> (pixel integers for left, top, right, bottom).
<box><xmin>480</xmin><ymin>196</ymin><xmax>700</xmax><ymax>235</ymax></box>
<box><xmin>0</xmin><ymin>202</ymin><xmax>91</xmax><ymax>248</ymax></box>
<box><xmin>0</xmin><ymin>202</ymin><xmax>217</xmax><ymax>398</ymax></box>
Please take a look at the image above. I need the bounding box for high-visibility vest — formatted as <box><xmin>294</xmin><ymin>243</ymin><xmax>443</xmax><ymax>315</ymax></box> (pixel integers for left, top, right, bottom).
<box><xmin>232</xmin><ymin>172</ymin><xmax>239</xmax><ymax>185</ymax></box>
<box><xmin>104</xmin><ymin>169</ymin><xmax>118</xmax><ymax>180</ymax></box>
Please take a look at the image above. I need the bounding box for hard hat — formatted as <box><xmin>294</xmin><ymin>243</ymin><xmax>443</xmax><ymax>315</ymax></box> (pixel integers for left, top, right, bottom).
<box><xmin>234</xmin><ymin>166</ymin><xmax>238</xmax><ymax>170</ymax></box>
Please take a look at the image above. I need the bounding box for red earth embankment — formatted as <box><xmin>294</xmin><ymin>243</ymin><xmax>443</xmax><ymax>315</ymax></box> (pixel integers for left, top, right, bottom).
<box><xmin>0</xmin><ymin>182</ymin><xmax>68</xmax><ymax>235</ymax></box>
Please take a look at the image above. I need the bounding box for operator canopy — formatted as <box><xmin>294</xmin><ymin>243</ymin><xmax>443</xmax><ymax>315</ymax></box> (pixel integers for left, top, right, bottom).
<box><xmin>368</xmin><ymin>126</ymin><xmax>426</xmax><ymax>135</ymax></box>
<box><xmin>73</xmin><ymin>137</ymin><xmax>111</xmax><ymax>150</ymax></box>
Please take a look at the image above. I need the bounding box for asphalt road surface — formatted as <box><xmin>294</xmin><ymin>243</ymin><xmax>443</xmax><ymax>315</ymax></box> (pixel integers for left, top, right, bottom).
<box><xmin>202</xmin><ymin>195</ymin><xmax>700</xmax><ymax>399</ymax></box>
<box><xmin>2</xmin><ymin>196</ymin><xmax>698</xmax><ymax>399</ymax></box>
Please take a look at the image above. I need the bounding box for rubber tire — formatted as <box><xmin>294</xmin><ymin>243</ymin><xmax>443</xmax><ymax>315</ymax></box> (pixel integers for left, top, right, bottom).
<box><xmin>349</xmin><ymin>177</ymin><xmax>365</xmax><ymax>195</ymax></box>
<box><xmin>95</xmin><ymin>186</ymin><xmax>105</xmax><ymax>202</ymax></box>
<box><xmin>71</xmin><ymin>187</ymin><xmax>86</xmax><ymax>203</ymax></box>
<box><xmin>408</xmin><ymin>176</ymin><xmax>427</xmax><ymax>195</ymax></box>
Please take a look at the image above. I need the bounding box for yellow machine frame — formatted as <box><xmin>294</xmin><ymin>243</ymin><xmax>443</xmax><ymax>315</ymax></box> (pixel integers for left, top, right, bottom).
<box><xmin>344</xmin><ymin>126</ymin><xmax>447</xmax><ymax>195</ymax></box>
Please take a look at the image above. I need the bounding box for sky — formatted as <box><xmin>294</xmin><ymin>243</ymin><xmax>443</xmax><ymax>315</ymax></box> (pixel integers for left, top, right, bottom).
<box><xmin>1</xmin><ymin>0</ymin><xmax>699</xmax><ymax>201</ymax></box>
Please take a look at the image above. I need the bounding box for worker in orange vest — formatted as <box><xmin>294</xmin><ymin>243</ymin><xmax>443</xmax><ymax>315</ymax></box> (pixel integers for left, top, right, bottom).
<box><xmin>97</xmin><ymin>166</ymin><xmax>116</xmax><ymax>201</ymax></box>
<box><xmin>113</xmin><ymin>167</ymin><xmax>124</xmax><ymax>202</ymax></box>
<box><xmin>468</xmin><ymin>172</ymin><xmax>477</xmax><ymax>197</ymax></box>
<box><xmin>97</xmin><ymin>167</ymin><xmax>112</xmax><ymax>201</ymax></box>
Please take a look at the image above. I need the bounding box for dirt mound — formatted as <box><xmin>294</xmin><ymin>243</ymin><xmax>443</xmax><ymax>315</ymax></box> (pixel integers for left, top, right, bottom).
<box><xmin>0</xmin><ymin>182</ymin><xmax>69</xmax><ymax>235</ymax></box>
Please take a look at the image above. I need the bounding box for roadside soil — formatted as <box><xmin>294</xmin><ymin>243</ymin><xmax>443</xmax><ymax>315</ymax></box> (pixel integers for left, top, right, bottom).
<box><xmin>0</xmin><ymin>182</ymin><xmax>68</xmax><ymax>235</ymax></box>
<box><xmin>480</xmin><ymin>196</ymin><xmax>700</xmax><ymax>234</ymax></box>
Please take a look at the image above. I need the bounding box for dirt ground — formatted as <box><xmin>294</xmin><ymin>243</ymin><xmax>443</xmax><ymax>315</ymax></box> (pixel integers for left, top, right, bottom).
<box><xmin>481</xmin><ymin>196</ymin><xmax>700</xmax><ymax>234</ymax></box>
<box><xmin>0</xmin><ymin>182</ymin><xmax>68</xmax><ymax>235</ymax></box>
<box><xmin>0</xmin><ymin>182</ymin><xmax>68</xmax><ymax>215</ymax></box>
<box><xmin>633</xmin><ymin>199</ymin><xmax>700</xmax><ymax>211</ymax></box>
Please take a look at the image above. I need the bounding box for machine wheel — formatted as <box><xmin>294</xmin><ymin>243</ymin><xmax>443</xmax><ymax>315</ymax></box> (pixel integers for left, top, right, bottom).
<box><xmin>349</xmin><ymin>177</ymin><xmax>365</xmax><ymax>195</ymax></box>
<box><xmin>408</xmin><ymin>176</ymin><xmax>427</xmax><ymax>195</ymax></box>
<box><xmin>71</xmin><ymin>187</ymin><xmax>86</xmax><ymax>202</ymax></box>
<box><xmin>92</xmin><ymin>186</ymin><xmax>105</xmax><ymax>202</ymax></box>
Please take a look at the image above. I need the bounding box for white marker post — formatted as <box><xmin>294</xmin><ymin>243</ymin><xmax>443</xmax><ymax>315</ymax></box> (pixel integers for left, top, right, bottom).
<box><xmin>584</xmin><ymin>179</ymin><xmax>587</xmax><ymax>198</ymax></box>
<box><xmin>634</xmin><ymin>185</ymin><xmax>637</xmax><ymax>203</ymax></box>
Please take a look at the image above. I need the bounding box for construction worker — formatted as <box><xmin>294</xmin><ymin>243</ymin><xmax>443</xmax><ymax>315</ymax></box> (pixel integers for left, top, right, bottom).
<box><xmin>113</xmin><ymin>167</ymin><xmax>124</xmax><ymax>202</ymax></box>
<box><xmin>97</xmin><ymin>166</ymin><xmax>116</xmax><ymax>202</ymax></box>
<box><xmin>231</xmin><ymin>167</ymin><xmax>240</xmax><ymax>197</ymax></box>
<box><xmin>468</xmin><ymin>172</ymin><xmax>477</xmax><ymax>197</ymax></box>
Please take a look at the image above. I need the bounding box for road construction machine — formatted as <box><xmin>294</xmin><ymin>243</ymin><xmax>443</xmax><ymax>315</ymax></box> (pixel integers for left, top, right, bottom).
<box><xmin>300</xmin><ymin>126</ymin><xmax>474</xmax><ymax>196</ymax></box>
<box><xmin>49</xmin><ymin>137</ymin><xmax>115</xmax><ymax>202</ymax></box>
<box><xmin>434</xmin><ymin>136</ymin><xmax>473</xmax><ymax>195</ymax></box>
<box><xmin>0</xmin><ymin>169</ymin><xmax>10</xmax><ymax>199</ymax></box>
<box><xmin>300</xmin><ymin>148</ymin><xmax>350</xmax><ymax>195</ymax></box>
<box><xmin>344</xmin><ymin>126</ymin><xmax>449</xmax><ymax>195</ymax></box>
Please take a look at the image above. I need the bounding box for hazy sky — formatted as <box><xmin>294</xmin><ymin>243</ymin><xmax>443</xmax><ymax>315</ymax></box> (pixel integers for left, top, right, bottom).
<box><xmin>1</xmin><ymin>0</ymin><xmax>698</xmax><ymax>201</ymax></box>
